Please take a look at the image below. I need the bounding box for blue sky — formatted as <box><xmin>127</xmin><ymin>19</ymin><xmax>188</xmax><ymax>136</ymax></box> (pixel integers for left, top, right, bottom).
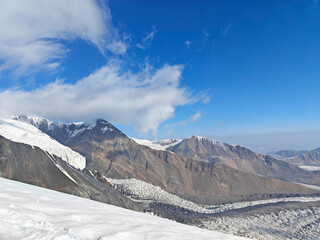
<box><xmin>0</xmin><ymin>0</ymin><xmax>319</xmax><ymax>152</ymax></box>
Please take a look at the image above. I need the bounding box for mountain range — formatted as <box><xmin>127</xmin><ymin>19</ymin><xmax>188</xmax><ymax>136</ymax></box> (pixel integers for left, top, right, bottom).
<box><xmin>5</xmin><ymin>115</ymin><xmax>319</xmax><ymax>205</ymax></box>
<box><xmin>268</xmin><ymin>148</ymin><xmax>320</xmax><ymax>166</ymax></box>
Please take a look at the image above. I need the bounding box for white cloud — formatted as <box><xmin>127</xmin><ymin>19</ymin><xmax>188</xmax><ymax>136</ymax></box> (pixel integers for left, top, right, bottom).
<box><xmin>0</xmin><ymin>0</ymin><xmax>125</xmax><ymax>75</ymax></box>
<box><xmin>143</xmin><ymin>26</ymin><xmax>158</xmax><ymax>42</ymax></box>
<box><xmin>0</xmin><ymin>1</ymin><xmax>209</xmax><ymax>134</ymax></box>
<box><xmin>0</xmin><ymin>63</ymin><xmax>193</xmax><ymax>133</ymax></box>
<box><xmin>189</xmin><ymin>112</ymin><xmax>202</xmax><ymax>122</ymax></box>
<box><xmin>136</xmin><ymin>43</ymin><xmax>146</xmax><ymax>50</ymax></box>
<box><xmin>136</xmin><ymin>26</ymin><xmax>158</xmax><ymax>50</ymax></box>
<box><xmin>166</xmin><ymin>111</ymin><xmax>202</xmax><ymax>130</ymax></box>
<box><xmin>185</xmin><ymin>40</ymin><xmax>192</xmax><ymax>48</ymax></box>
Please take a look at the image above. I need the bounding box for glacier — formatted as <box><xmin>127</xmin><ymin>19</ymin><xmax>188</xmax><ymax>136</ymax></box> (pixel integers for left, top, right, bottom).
<box><xmin>0</xmin><ymin>118</ymin><xmax>86</xmax><ymax>170</ymax></box>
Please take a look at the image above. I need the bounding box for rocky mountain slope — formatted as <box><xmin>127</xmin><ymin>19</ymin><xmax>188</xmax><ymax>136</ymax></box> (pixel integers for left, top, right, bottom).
<box><xmin>284</xmin><ymin>148</ymin><xmax>320</xmax><ymax>166</ymax></box>
<box><xmin>166</xmin><ymin>135</ymin><xmax>320</xmax><ymax>186</ymax></box>
<box><xmin>267</xmin><ymin>147</ymin><xmax>320</xmax><ymax>166</ymax></box>
<box><xmin>15</xmin><ymin>116</ymin><xmax>318</xmax><ymax>205</ymax></box>
<box><xmin>0</xmin><ymin>128</ymin><xmax>139</xmax><ymax>211</ymax></box>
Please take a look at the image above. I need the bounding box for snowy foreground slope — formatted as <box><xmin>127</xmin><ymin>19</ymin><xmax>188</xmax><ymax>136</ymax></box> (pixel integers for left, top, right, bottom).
<box><xmin>0</xmin><ymin>177</ymin><xmax>248</xmax><ymax>240</ymax></box>
<box><xmin>0</xmin><ymin>118</ymin><xmax>86</xmax><ymax>170</ymax></box>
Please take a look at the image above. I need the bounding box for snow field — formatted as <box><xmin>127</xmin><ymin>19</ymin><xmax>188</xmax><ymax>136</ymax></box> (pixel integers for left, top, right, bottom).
<box><xmin>0</xmin><ymin>177</ymin><xmax>248</xmax><ymax>240</ymax></box>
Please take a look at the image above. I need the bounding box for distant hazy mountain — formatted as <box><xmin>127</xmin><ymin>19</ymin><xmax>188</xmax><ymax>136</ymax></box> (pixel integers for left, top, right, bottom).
<box><xmin>15</xmin><ymin>115</ymin><xmax>317</xmax><ymax>205</ymax></box>
<box><xmin>267</xmin><ymin>147</ymin><xmax>320</xmax><ymax>166</ymax></box>
<box><xmin>267</xmin><ymin>150</ymin><xmax>308</xmax><ymax>159</ymax></box>
<box><xmin>166</xmin><ymin>135</ymin><xmax>320</xmax><ymax>186</ymax></box>
<box><xmin>284</xmin><ymin>148</ymin><xmax>320</xmax><ymax>166</ymax></box>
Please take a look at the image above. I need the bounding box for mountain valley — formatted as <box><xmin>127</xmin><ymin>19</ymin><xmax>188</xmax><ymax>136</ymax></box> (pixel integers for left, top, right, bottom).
<box><xmin>1</xmin><ymin>115</ymin><xmax>320</xmax><ymax>240</ymax></box>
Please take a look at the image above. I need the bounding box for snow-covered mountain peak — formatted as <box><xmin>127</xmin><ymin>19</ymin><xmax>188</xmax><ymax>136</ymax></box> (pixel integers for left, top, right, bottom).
<box><xmin>13</xmin><ymin>114</ymin><xmax>95</xmax><ymax>130</ymax></box>
<box><xmin>0</xmin><ymin>118</ymin><xmax>86</xmax><ymax>170</ymax></box>
<box><xmin>13</xmin><ymin>115</ymin><xmax>125</xmax><ymax>145</ymax></box>
<box><xmin>96</xmin><ymin>119</ymin><xmax>115</xmax><ymax>134</ymax></box>
<box><xmin>189</xmin><ymin>135</ymin><xmax>224</xmax><ymax>146</ymax></box>
<box><xmin>13</xmin><ymin>114</ymin><xmax>53</xmax><ymax>127</ymax></box>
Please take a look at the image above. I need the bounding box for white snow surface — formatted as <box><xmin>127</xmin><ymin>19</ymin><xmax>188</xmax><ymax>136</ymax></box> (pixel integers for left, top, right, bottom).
<box><xmin>188</xmin><ymin>135</ymin><xmax>228</xmax><ymax>150</ymax></box>
<box><xmin>0</xmin><ymin>118</ymin><xmax>86</xmax><ymax>170</ymax></box>
<box><xmin>131</xmin><ymin>136</ymin><xmax>227</xmax><ymax>151</ymax></box>
<box><xmin>131</xmin><ymin>138</ymin><xmax>182</xmax><ymax>150</ymax></box>
<box><xmin>106</xmin><ymin>178</ymin><xmax>320</xmax><ymax>214</ymax></box>
<box><xmin>298</xmin><ymin>165</ymin><xmax>320</xmax><ymax>171</ymax></box>
<box><xmin>0</xmin><ymin>177</ymin><xmax>248</xmax><ymax>240</ymax></box>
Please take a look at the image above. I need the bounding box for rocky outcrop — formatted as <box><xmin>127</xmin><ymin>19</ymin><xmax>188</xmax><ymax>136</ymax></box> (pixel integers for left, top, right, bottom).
<box><xmin>0</xmin><ymin>135</ymin><xmax>139</xmax><ymax>211</ymax></box>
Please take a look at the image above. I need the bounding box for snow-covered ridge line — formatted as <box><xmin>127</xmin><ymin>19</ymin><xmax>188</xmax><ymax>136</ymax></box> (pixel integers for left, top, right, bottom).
<box><xmin>13</xmin><ymin>115</ymin><xmax>115</xmax><ymax>143</ymax></box>
<box><xmin>130</xmin><ymin>138</ymin><xmax>182</xmax><ymax>151</ymax></box>
<box><xmin>13</xmin><ymin>114</ymin><xmax>97</xmax><ymax>131</ymax></box>
<box><xmin>188</xmin><ymin>135</ymin><xmax>224</xmax><ymax>145</ymax></box>
<box><xmin>0</xmin><ymin>118</ymin><xmax>86</xmax><ymax>170</ymax></box>
<box><xmin>107</xmin><ymin>178</ymin><xmax>320</xmax><ymax>214</ymax></box>
<box><xmin>0</xmin><ymin>177</ymin><xmax>247</xmax><ymax>240</ymax></box>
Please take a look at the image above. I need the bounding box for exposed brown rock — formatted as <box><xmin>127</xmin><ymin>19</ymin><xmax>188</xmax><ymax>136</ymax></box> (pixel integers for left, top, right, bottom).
<box><xmin>0</xmin><ymin>135</ymin><xmax>140</xmax><ymax>211</ymax></box>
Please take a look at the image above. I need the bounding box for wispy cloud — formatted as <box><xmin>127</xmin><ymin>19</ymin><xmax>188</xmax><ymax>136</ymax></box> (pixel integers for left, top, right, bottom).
<box><xmin>143</xmin><ymin>26</ymin><xmax>158</xmax><ymax>42</ymax></box>
<box><xmin>188</xmin><ymin>112</ymin><xmax>202</xmax><ymax>123</ymax></box>
<box><xmin>221</xmin><ymin>24</ymin><xmax>232</xmax><ymax>37</ymax></box>
<box><xmin>0</xmin><ymin>0</ymin><xmax>125</xmax><ymax>75</ymax></box>
<box><xmin>202</xmin><ymin>28</ymin><xmax>210</xmax><ymax>39</ymax></box>
<box><xmin>196</xmin><ymin>28</ymin><xmax>212</xmax><ymax>52</ymax></box>
<box><xmin>185</xmin><ymin>40</ymin><xmax>192</xmax><ymax>48</ymax></box>
<box><xmin>0</xmin><ymin>62</ymin><xmax>198</xmax><ymax>133</ymax></box>
<box><xmin>136</xmin><ymin>26</ymin><xmax>158</xmax><ymax>50</ymax></box>
<box><xmin>166</xmin><ymin>111</ymin><xmax>202</xmax><ymax>130</ymax></box>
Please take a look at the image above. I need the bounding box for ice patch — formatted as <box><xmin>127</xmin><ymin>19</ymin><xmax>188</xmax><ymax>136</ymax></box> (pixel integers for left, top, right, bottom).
<box><xmin>0</xmin><ymin>118</ymin><xmax>86</xmax><ymax>170</ymax></box>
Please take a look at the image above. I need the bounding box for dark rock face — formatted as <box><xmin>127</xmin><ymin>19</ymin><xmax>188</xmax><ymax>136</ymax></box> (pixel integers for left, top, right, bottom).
<box><xmin>0</xmin><ymin>135</ymin><xmax>139</xmax><ymax>211</ymax></box>
<box><xmin>167</xmin><ymin>136</ymin><xmax>320</xmax><ymax>186</ymax></box>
